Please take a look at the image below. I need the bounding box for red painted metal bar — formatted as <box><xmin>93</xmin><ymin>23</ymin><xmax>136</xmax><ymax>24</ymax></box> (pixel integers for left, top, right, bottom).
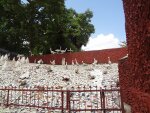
<box><xmin>46</xmin><ymin>86</ymin><xmax>49</xmax><ymax>109</ymax></box>
<box><xmin>66</xmin><ymin>90</ymin><xmax>70</xmax><ymax>112</ymax></box>
<box><xmin>70</xmin><ymin>108</ymin><xmax>123</xmax><ymax>111</ymax></box>
<box><xmin>6</xmin><ymin>89</ymin><xmax>10</xmax><ymax>107</ymax></box>
<box><xmin>100</xmin><ymin>88</ymin><xmax>103</xmax><ymax>111</ymax></box>
<box><xmin>83</xmin><ymin>86</ymin><xmax>87</xmax><ymax>111</ymax></box>
<box><xmin>0</xmin><ymin>87</ymin><xmax>120</xmax><ymax>92</ymax></box>
<box><xmin>61</xmin><ymin>91</ymin><xmax>64</xmax><ymax>112</ymax></box>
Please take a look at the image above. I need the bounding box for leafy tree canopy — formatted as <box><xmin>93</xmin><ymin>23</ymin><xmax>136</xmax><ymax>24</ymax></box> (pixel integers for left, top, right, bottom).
<box><xmin>0</xmin><ymin>0</ymin><xmax>95</xmax><ymax>55</ymax></box>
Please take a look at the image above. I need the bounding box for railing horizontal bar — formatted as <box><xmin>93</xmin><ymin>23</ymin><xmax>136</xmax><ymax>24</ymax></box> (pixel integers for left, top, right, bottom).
<box><xmin>0</xmin><ymin>89</ymin><xmax>120</xmax><ymax>92</ymax></box>
<box><xmin>69</xmin><ymin>89</ymin><xmax>120</xmax><ymax>92</ymax></box>
<box><xmin>70</xmin><ymin>108</ymin><xmax>123</xmax><ymax>111</ymax></box>
<box><xmin>8</xmin><ymin>103</ymin><xmax>62</xmax><ymax>109</ymax></box>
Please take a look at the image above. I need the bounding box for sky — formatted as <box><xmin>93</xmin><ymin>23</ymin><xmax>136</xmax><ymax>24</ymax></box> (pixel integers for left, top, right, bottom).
<box><xmin>22</xmin><ymin>0</ymin><xmax>126</xmax><ymax>51</ymax></box>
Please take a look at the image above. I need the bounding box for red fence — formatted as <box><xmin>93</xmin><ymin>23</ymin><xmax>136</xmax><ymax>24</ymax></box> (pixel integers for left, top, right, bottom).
<box><xmin>0</xmin><ymin>86</ymin><xmax>124</xmax><ymax>112</ymax></box>
<box><xmin>29</xmin><ymin>48</ymin><xmax>127</xmax><ymax>65</ymax></box>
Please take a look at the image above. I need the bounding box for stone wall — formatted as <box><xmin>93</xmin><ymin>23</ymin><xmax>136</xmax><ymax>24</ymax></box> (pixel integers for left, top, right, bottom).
<box><xmin>29</xmin><ymin>48</ymin><xmax>127</xmax><ymax>64</ymax></box>
<box><xmin>119</xmin><ymin>0</ymin><xmax>150</xmax><ymax>112</ymax></box>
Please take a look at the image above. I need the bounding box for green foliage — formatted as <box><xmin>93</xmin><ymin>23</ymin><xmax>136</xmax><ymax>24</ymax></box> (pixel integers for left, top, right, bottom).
<box><xmin>0</xmin><ymin>0</ymin><xmax>95</xmax><ymax>55</ymax></box>
<box><xmin>119</xmin><ymin>41</ymin><xmax>127</xmax><ymax>47</ymax></box>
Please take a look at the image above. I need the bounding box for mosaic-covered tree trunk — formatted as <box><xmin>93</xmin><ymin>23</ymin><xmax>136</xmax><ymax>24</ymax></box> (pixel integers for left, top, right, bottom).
<box><xmin>119</xmin><ymin>0</ymin><xmax>150</xmax><ymax>112</ymax></box>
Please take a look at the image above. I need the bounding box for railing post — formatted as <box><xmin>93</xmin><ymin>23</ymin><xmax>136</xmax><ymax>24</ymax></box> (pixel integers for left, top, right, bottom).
<box><xmin>61</xmin><ymin>91</ymin><xmax>64</xmax><ymax>112</ymax></box>
<box><xmin>100</xmin><ymin>88</ymin><xmax>103</xmax><ymax>111</ymax></box>
<box><xmin>120</xmin><ymin>88</ymin><xmax>125</xmax><ymax>113</ymax></box>
<box><xmin>66</xmin><ymin>90</ymin><xmax>70</xmax><ymax>112</ymax></box>
<box><xmin>6</xmin><ymin>88</ymin><xmax>10</xmax><ymax>107</ymax></box>
<box><xmin>101</xmin><ymin>89</ymin><xmax>106</xmax><ymax>113</ymax></box>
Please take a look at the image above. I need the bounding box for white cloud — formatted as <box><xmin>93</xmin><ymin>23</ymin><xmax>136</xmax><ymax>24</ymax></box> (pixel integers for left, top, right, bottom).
<box><xmin>81</xmin><ymin>34</ymin><xmax>120</xmax><ymax>51</ymax></box>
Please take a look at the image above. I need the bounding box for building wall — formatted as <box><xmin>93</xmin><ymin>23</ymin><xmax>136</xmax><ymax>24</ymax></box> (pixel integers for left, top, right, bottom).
<box><xmin>119</xmin><ymin>0</ymin><xmax>150</xmax><ymax>112</ymax></box>
<box><xmin>29</xmin><ymin>48</ymin><xmax>127</xmax><ymax>64</ymax></box>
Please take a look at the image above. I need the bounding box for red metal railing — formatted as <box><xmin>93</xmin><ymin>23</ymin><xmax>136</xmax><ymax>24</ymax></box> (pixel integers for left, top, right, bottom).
<box><xmin>0</xmin><ymin>86</ymin><xmax>124</xmax><ymax>112</ymax></box>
